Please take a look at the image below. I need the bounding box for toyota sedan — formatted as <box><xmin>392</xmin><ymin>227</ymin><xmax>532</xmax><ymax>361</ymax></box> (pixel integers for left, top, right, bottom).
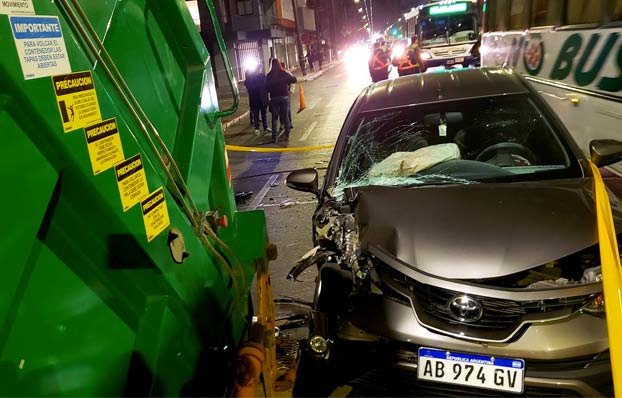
<box><xmin>287</xmin><ymin>68</ymin><xmax>621</xmax><ymax>397</ymax></box>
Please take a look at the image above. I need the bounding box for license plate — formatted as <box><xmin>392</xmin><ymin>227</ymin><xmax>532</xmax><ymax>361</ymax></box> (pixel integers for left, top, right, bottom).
<box><xmin>417</xmin><ymin>348</ymin><xmax>525</xmax><ymax>394</ymax></box>
<box><xmin>455</xmin><ymin>57</ymin><xmax>465</xmax><ymax>63</ymax></box>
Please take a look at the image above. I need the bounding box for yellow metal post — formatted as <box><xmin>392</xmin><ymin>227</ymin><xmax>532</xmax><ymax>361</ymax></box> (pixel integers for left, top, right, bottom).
<box><xmin>257</xmin><ymin>258</ymin><xmax>277</xmax><ymax>396</ymax></box>
<box><xmin>590</xmin><ymin>162</ymin><xmax>622</xmax><ymax>398</ymax></box>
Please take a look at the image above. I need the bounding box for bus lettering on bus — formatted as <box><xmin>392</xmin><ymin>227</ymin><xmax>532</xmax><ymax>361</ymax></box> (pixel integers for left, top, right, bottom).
<box><xmin>481</xmin><ymin>0</ymin><xmax>622</xmax><ymax>160</ymax></box>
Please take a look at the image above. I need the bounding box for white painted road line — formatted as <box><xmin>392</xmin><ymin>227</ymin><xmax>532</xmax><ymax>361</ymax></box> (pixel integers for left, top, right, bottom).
<box><xmin>249</xmin><ymin>174</ymin><xmax>279</xmax><ymax>210</ymax></box>
<box><xmin>308</xmin><ymin>98</ymin><xmax>320</xmax><ymax>109</ymax></box>
<box><xmin>300</xmin><ymin>120</ymin><xmax>318</xmax><ymax>142</ymax></box>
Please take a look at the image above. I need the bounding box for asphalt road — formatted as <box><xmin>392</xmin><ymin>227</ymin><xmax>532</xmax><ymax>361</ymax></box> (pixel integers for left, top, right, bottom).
<box><xmin>225</xmin><ymin>59</ymin><xmax>377</xmax><ymax>303</ymax></box>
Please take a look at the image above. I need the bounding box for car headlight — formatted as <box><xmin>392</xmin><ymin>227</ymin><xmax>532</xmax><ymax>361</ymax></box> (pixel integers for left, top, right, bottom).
<box><xmin>420</xmin><ymin>51</ymin><xmax>432</xmax><ymax>60</ymax></box>
<box><xmin>581</xmin><ymin>292</ymin><xmax>606</xmax><ymax>317</ymax></box>
<box><xmin>579</xmin><ymin>265</ymin><xmax>605</xmax><ymax>317</ymax></box>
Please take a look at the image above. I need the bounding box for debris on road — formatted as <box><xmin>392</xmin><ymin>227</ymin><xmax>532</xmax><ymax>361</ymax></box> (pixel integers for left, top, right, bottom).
<box><xmin>234</xmin><ymin>191</ymin><xmax>253</xmax><ymax>202</ymax></box>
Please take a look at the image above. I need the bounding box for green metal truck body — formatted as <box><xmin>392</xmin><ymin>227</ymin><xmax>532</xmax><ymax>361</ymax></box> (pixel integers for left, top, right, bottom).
<box><xmin>0</xmin><ymin>0</ymin><xmax>266</xmax><ymax>395</ymax></box>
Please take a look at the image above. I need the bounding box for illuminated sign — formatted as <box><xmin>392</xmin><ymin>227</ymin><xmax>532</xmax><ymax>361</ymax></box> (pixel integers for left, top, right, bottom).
<box><xmin>429</xmin><ymin>3</ymin><xmax>468</xmax><ymax>15</ymax></box>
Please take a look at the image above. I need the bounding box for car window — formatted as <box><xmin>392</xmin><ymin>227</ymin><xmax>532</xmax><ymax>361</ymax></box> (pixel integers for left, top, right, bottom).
<box><xmin>331</xmin><ymin>95</ymin><xmax>581</xmax><ymax>198</ymax></box>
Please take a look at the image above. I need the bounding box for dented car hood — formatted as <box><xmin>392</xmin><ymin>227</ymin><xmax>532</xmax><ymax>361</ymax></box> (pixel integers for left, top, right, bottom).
<box><xmin>354</xmin><ymin>178</ymin><xmax>601</xmax><ymax>279</ymax></box>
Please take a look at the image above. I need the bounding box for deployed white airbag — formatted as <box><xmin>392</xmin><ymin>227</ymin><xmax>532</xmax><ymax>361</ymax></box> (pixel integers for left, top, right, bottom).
<box><xmin>368</xmin><ymin>143</ymin><xmax>461</xmax><ymax>178</ymax></box>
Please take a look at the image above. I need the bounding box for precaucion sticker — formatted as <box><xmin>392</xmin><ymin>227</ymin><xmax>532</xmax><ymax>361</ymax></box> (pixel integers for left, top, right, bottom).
<box><xmin>10</xmin><ymin>15</ymin><xmax>71</xmax><ymax>79</ymax></box>
<box><xmin>1</xmin><ymin>0</ymin><xmax>35</xmax><ymax>14</ymax></box>
<box><xmin>141</xmin><ymin>187</ymin><xmax>170</xmax><ymax>243</ymax></box>
<box><xmin>114</xmin><ymin>154</ymin><xmax>149</xmax><ymax>211</ymax></box>
<box><xmin>53</xmin><ymin>71</ymin><xmax>102</xmax><ymax>132</ymax></box>
<box><xmin>84</xmin><ymin>118</ymin><xmax>124</xmax><ymax>175</ymax></box>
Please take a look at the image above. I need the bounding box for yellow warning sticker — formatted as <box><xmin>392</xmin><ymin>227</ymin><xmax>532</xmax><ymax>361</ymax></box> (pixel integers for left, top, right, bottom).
<box><xmin>141</xmin><ymin>187</ymin><xmax>170</xmax><ymax>242</ymax></box>
<box><xmin>114</xmin><ymin>153</ymin><xmax>148</xmax><ymax>211</ymax></box>
<box><xmin>52</xmin><ymin>70</ymin><xmax>101</xmax><ymax>132</ymax></box>
<box><xmin>84</xmin><ymin>118</ymin><xmax>124</xmax><ymax>175</ymax></box>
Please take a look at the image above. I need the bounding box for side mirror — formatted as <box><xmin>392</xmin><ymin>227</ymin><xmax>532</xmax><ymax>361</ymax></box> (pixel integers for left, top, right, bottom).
<box><xmin>590</xmin><ymin>139</ymin><xmax>622</xmax><ymax>167</ymax></box>
<box><xmin>286</xmin><ymin>168</ymin><xmax>320</xmax><ymax>197</ymax></box>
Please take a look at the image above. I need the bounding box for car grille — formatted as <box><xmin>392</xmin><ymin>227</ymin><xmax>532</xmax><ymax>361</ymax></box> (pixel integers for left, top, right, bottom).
<box><xmin>432</xmin><ymin>48</ymin><xmax>466</xmax><ymax>57</ymax></box>
<box><xmin>526</xmin><ymin>350</ymin><xmax>610</xmax><ymax>373</ymax></box>
<box><xmin>381</xmin><ymin>267</ymin><xmax>595</xmax><ymax>341</ymax></box>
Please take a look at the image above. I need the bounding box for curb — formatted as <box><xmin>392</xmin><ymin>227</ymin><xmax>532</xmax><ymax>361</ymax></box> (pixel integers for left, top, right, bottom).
<box><xmin>302</xmin><ymin>61</ymin><xmax>339</xmax><ymax>81</ymax></box>
<box><xmin>223</xmin><ymin>110</ymin><xmax>250</xmax><ymax>132</ymax></box>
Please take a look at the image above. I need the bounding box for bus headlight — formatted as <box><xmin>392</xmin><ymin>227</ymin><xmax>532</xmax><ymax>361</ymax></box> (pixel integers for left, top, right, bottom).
<box><xmin>420</xmin><ymin>51</ymin><xmax>432</xmax><ymax>60</ymax></box>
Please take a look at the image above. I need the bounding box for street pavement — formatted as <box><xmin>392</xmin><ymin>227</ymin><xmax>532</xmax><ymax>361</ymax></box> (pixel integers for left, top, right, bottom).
<box><xmin>223</xmin><ymin>59</ymin><xmax>373</xmax><ymax>302</ymax></box>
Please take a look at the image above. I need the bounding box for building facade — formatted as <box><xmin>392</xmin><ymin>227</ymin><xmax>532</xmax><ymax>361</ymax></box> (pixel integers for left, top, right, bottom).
<box><xmin>194</xmin><ymin>0</ymin><xmax>318</xmax><ymax>85</ymax></box>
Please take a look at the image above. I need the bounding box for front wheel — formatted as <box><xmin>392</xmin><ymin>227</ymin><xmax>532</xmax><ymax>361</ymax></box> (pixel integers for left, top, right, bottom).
<box><xmin>292</xmin><ymin>345</ymin><xmax>342</xmax><ymax>397</ymax></box>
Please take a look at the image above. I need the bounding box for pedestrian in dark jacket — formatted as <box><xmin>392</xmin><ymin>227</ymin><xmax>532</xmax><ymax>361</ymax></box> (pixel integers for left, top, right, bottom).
<box><xmin>244</xmin><ymin>66</ymin><xmax>271</xmax><ymax>135</ymax></box>
<box><xmin>280</xmin><ymin>61</ymin><xmax>293</xmax><ymax>130</ymax></box>
<box><xmin>307</xmin><ymin>45</ymin><xmax>315</xmax><ymax>71</ymax></box>
<box><xmin>266</xmin><ymin>58</ymin><xmax>297</xmax><ymax>143</ymax></box>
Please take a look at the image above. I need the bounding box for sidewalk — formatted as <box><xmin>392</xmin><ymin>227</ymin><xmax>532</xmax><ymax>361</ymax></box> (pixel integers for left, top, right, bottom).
<box><xmin>216</xmin><ymin>61</ymin><xmax>339</xmax><ymax>134</ymax></box>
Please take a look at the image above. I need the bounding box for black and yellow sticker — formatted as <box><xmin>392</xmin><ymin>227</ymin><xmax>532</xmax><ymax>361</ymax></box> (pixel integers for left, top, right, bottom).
<box><xmin>114</xmin><ymin>153</ymin><xmax>148</xmax><ymax>211</ymax></box>
<box><xmin>52</xmin><ymin>70</ymin><xmax>101</xmax><ymax>132</ymax></box>
<box><xmin>141</xmin><ymin>187</ymin><xmax>170</xmax><ymax>242</ymax></box>
<box><xmin>84</xmin><ymin>118</ymin><xmax>124</xmax><ymax>175</ymax></box>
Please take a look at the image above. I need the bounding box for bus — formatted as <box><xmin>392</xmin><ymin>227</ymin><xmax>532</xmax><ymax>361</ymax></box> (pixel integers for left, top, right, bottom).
<box><xmin>481</xmin><ymin>0</ymin><xmax>622</xmax><ymax>162</ymax></box>
<box><xmin>404</xmin><ymin>0</ymin><xmax>481</xmax><ymax>71</ymax></box>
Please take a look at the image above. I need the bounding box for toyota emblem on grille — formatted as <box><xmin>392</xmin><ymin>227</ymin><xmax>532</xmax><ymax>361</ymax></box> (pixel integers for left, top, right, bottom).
<box><xmin>446</xmin><ymin>295</ymin><xmax>483</xmax><ymax>323</ymax></box>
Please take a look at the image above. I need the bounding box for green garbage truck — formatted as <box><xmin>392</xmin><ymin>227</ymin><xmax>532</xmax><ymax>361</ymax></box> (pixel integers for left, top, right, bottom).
<box><xmin>0</xmin><ymin>0</ymin><xmax>271</xmax><ymax>395</ymax></box>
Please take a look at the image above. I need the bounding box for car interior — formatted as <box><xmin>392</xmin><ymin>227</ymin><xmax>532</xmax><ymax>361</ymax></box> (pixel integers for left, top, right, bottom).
<box><xmin>338</xmin><ymin>94</ymin><xmax>577</xmax><ymax>187</ymax></box>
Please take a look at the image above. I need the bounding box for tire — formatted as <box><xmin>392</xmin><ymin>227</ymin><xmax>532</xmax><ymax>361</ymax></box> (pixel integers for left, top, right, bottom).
<box><xmin>292</xmin><ymin>345</ymin><xmax>341</xmax><ymax>397</ymax></box>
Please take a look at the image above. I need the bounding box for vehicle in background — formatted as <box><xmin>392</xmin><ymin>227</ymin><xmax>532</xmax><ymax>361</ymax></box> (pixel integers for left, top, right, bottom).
<box><xmin>404</xmin><ymin>0</ymin><xmax>481</xmax><ymax>71</ymax></box>
<box><xmin>480</xmin><ymin>0</ymin><xmax>622</xmax><ymax>164</ymax></box>
<box><xmin>287</xmin><ymin>68</ymin><xmax>618</xmax><ymax>397</ymax></box>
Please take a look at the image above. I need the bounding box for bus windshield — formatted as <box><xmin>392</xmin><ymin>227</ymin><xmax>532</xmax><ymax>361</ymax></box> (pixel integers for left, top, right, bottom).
<box><xmin>420</xmin><ymin>14</ymin><xmax>476</xmax><ymax>47</ymax></box>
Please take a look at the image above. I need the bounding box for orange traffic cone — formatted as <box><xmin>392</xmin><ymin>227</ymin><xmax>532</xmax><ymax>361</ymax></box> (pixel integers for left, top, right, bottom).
<box><xmin>297</xmin><ymin>84</ymin><xmax>306</xmax><ymax>113</ymax></box>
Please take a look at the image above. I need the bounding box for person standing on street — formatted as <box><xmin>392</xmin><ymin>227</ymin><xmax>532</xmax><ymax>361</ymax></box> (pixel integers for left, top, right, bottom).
<box><xmin>244</xmin><ymin>65</ymin><xmax>271</xmax><ymax>135</ymax></box>
<box><xmin>397</xmin><ymin>37</ymin><xmax>422</xmax><ymax>77</ymax></box>
<box><xmin>280</xmin><ymin>61</ymin><xmax>294</xmax><ymax>131</ymax></box>
<box><xmin>318</xmin><ymin>44</ymin><xmax>325</xmax><ymax>70</ymax></box>
<box><xmin>369</xmin><ymin>41</ymin><xmax>391</xmax><ymax>83</ymax></box>
<box><xmin>266</xmin><ymin>58</ymin><xmax>297</xmax><ymax>143</ymax></box>
<box><xmin>307</xmin><ymin>45</ymin><xmax>316</xmax><ymax>71</ymax></box>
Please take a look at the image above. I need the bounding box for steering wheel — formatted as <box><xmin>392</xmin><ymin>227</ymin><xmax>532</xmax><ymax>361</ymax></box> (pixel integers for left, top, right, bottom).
<box><xmin>475</xmin><ymin>142</ymin><xmax>537</xmax><ymax>166</ymax></box>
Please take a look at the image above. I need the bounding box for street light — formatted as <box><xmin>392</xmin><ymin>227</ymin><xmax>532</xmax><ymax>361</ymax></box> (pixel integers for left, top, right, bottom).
<box><xmin>358</xmin><ymin>7</ymin><xmax>363</xmax><ymax>12</ymax></box>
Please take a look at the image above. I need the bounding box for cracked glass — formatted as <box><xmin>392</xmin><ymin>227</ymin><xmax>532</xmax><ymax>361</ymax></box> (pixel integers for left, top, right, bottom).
<box><xmin>331</xmin><ymin>95</ymin><xmax>581</xmax><ymax>199</ymax></box>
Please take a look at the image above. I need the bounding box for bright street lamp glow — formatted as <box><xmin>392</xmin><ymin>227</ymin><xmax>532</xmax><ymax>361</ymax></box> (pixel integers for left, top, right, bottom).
<box><xmin>244</xmin><ymin>57</ymin><xmax>258</xmax><ymax>72</ymax></box>
<box><xmin>358</xmin><ymin>7</ymin><xmax>363</xmax><ymax>12</ymax></box>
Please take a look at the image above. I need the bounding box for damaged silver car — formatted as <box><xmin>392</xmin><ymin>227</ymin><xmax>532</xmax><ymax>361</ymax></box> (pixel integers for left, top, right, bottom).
<box><xmin>287</xmin><ymin>68</ymin><xmax>622</xmax><ymax>397</ymax></box>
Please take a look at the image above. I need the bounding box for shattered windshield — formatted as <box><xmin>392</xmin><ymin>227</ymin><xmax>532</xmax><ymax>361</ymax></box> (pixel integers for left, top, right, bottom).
<box><xmin>420</xmin><ymin>14</ymin><xmax>476</xmax><ymax>47</ymax></box>
<box><xmin>331</xmin><ymin>95</ymin><xmax>581</xmax><ymax>198</ymax></box>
